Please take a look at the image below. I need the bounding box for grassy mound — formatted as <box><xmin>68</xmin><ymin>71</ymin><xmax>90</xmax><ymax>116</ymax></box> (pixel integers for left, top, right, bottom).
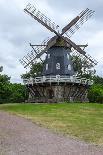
<box><xmin>0</xmin><ymin>103</ymin><xmax>103</xmax><ymax>145</ymax></box>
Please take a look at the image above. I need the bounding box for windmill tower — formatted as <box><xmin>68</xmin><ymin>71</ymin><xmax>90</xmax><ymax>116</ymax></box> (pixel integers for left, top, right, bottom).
<box><xmin>20</xmin><ymin>3</ymin><xmax>97</xmax><ymax>103</ymax></box>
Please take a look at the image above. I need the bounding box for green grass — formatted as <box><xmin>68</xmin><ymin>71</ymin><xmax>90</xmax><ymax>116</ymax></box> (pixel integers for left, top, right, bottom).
<box><xmin>0</xmin><ymin>103</ymin><xmax>103</xmax><ymax>145</ymax></box>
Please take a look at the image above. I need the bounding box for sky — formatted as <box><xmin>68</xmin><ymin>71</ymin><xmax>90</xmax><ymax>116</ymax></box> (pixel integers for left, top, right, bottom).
<box><xmin>0</xmin><ymin>0</ymin><xmax>103</xmax><ymax>83</ymax></box>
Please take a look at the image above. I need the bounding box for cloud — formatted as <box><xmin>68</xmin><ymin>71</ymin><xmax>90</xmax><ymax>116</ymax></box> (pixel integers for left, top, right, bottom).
<box><xmin>0</xmin><ymin>0</ymin><xmax>103</xmax><ymax>83</ymax></box>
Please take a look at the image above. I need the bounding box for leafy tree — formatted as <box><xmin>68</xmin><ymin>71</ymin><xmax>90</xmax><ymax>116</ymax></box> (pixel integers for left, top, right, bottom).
<box><xmin>8</xmin><ymin>83</ymin><xmax>27</xmax><ymax>103</ymax></box>
<box><xmin>71</xmin><ymin>55</ymin><xmax>96</xmax><ymax>79</ymax></box>
<box><xmin>88</xmin><ymin>84</ymin><xmax>103</xmax><ymax>103</ymax></box>
<box><xmin>0</xmin><ymin>74</ymin><xmax>11</xmax><ymax>103</ymax></box>
<box><xmin>88</xmin><ymin>75</ymin><xmax>103</xmax><ymax>103</ymax></box>
<box><xmin>93</xmin><ymin>75</ymin><xmax>103</xmax><ymax>85</ymax></box>
<box><xmin>21</xmin><ymin>62</ymin><xmax>43</xmax><ymax>79</ymax></box>
<box><xmin>0</xmin><ymin>74</ymin><xmax>10</xmax><ymax>83</ymax></box>
<box><xmin>0</xmin><ymin>71</ymin><xmax>27</xmax><ymax>103</ymax></box>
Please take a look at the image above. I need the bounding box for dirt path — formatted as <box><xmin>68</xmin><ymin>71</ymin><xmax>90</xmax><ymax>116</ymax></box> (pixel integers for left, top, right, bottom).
<box><xmin>0</xmin><ymin>111</ymin><xmax>103</xmax><ymax>155</ymax></box>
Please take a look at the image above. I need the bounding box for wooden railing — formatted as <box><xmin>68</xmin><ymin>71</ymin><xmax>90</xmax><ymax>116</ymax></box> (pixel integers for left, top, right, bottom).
<box><xmin>23</xmin><ymin>75</ymin><xmax>93</xmax><ymax>85</ymax></box>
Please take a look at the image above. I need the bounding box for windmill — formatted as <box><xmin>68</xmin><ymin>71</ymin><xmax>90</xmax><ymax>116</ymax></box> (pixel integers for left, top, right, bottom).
<box><xmin>20</xmin><ymin>3</ymin><xmax>97</xmax><ymax>103</ymax></box>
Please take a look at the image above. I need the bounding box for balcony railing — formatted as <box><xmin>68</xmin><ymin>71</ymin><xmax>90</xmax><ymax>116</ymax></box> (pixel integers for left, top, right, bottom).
<box><xmin>23</xmin><ymin>75</ymin><xmax>93</xmax><ymax>86</ymax></box>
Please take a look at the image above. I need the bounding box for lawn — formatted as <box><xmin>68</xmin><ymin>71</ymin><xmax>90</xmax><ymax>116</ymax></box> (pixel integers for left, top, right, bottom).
<box><xmin>0</xmin><ymin>103</ymin><xmax>103</xmax><ymax>145</ymax></box>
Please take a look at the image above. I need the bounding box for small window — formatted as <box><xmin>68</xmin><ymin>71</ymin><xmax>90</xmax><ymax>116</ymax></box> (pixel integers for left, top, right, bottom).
<box><xmin>56</xmin><ymin>63</ymin><xmax>60</xmax><ymax>70</ymax></box>
<box><xmin>67</xmin><ymin>54</ymin><xmax>69</xmax><ymax>60</ymax></box>
<box><xmin>68</xmin><ymin>64</ymin><xmax>71</xmax><ymax>70</ymax></box>
<box><xmin>48</xmin><ymin>54</ymin><xmax>50</xmax><ymax>59</ymax></box>
<box><xmin>46</xmin><ymin>64</ymin><xmax>48</xmax><ymax>70</ymax></box>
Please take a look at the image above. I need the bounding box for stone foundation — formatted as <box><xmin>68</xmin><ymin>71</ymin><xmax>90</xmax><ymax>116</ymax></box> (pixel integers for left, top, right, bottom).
<box><xmin>26</xmin><ymin>83</ymin><xmax>89</xmax><ymax>103</ymax></box>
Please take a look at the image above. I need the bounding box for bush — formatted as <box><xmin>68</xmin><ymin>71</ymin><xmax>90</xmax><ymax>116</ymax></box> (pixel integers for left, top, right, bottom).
<box><xmin>88</xmin><ymin>84</ymin><xmax>103</xmax><ymax>103</ymax></box>
<box><xmin>0</xmin><ymin>73</ymin><xmax>28</xmax><ymax>103</ymax></box>
<box><xmin>8</xmin><ymin>83</ymin><xmax>27</xmax><ymax>103</ymax></box>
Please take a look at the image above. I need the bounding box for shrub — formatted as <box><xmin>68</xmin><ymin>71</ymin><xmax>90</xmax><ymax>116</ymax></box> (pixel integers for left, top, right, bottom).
<box><xmin>88</xmin><ymin>84</ymin><xmax>103</xmax><ymax>103</ymax></box>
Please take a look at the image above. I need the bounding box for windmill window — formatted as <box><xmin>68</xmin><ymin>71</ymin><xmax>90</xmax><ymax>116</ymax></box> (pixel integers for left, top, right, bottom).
<box><xmin>68</xmin><ymin>64</ymin><xmax>71</xmax><ymax>70</ymax></box>
<box><xmin>48</xmin><ymin>54</ymin><xmax>50</xmax><ymax>58</ymax></box>
<box><xmin>46</xmin><ymin>64</ymin><xmax>48</xmax><ymax>70</ymax></box>
<box><xmin>56</xmin><ymin>63</ymin><xmax>60</xmax><ymax>70</ymax></box>
<box><xmin>67</xmin><ymin>54</ymin><xmax>70</xmax><ymax>60</ymax></box>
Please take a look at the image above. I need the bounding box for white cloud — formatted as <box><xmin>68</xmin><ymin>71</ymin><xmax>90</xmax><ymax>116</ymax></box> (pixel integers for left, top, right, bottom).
<box><xmin>87</xmin><ymin>30</ymin><xmax>103</xmax><ymax>61</ymax></box>
<box><xmin>0</xmin><ymin>0</ymin><xmax>103</xmax><ymax>83</ymax></box>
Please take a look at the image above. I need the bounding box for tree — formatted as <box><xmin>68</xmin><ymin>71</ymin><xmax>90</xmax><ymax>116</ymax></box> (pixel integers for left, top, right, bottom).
<box><xmin>87</xmin><ymin>75</ymin><xmax>103</xmax><ymax>103</ymax></box>
<box><xmin>71</xmin><ymin>55</ymin><xmax>96</xmax><ymax>79</ymax></box>
<box><xmin>0</xmin><ymin>70</ymin><xmax>27</xmax><ymax>103</ymax></box>
<box><xmin>0</xmin><ymin>74</ymin><xmax>11</xmax><ymax>103</ymax></box>
<box><xmin>88</xmin><ymin>84</ymin><xmax>103</xmax><ymax>103</ymax></box>
<box><xmin>8</xmin><ymin>83</ymin><xmax>26</xmax><ymax>103</ymax></box>
<box><xmin>21</xmin><ymin>62</ymin><xmax>43</xmax><ymax>79</ymax></box>
<box><xmin>93</xmin><ymin>75</ymin><xmax>103</xmax><ymax>85</ymax></box>
<box><xmin>0</xmin><ymin>74</ymin><xmax>10</xmax><ymax>83</ymax></box>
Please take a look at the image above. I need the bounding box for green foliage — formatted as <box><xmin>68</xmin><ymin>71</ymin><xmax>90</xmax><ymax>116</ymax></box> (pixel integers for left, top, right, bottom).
<box><xmin>88</xmin><ymin>84</ymin><xmax>103</xmax><ymax>103</ymax></box>
<box><xmin>0</xmin><ymin>73</ymin><xmax>27</xmax><ymax>103</ymax></box>
<box><xmin>21</xmin><ymin>62</ymin><xmax>43</xmax><ymax>79</ymax></box>
<box><xmin>0</xmin><ymin>74</ymin><xmax>10</xmax><ymax>83</ymax></box>
<box><xmin>30</xmin><ymin>62</ymin><xmax>43</xmax><ymax>77</ymax></box>
<box><xmin>93</xmin><ymin>75</ymin><xmax>103</xmax><ymax>85</ymax></box>
<box><xmin>88</xmin><ymin>75</ymin><xmax>103</xmax><ymax>103</ymax></box>
<box><xmin>8</xmin><ymin>83</ymin><xmax>26</xmax><ymax>103</ymax></box>
<box><xmin>0</xmin><ymin>74</ymin><xmax>11</xmax><ymax>103</ymax></box>
<box><xmin>72</xmin><ymin>55</ymin><xmax>95</xmax><ymax>78</ymax></box>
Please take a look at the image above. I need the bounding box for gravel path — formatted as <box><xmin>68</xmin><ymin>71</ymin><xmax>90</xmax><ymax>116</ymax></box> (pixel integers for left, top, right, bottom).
<box><xmin>0</xmin><ymin>111</ymin><xmax>103</xmax><ymax>155</ymax></box>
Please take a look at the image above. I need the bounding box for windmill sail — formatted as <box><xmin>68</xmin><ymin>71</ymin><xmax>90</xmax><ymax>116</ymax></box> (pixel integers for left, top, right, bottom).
<box><xmin>24</xmin><ymin>3</ymin><xmax>59</xmax><ymax>35</ymax></box>
<box><xmin>62</xmin><ymin>8</ymin><xmax>95</xmax><ymax>38</ymax></box>
<box><xmin>21</xmin><ymin>4</ymin><xmax>97</xmax><ymax>68</ymax></box>
<box><xmin>60</xmin><ymin>36</ymin><xmax>97</xmax><ymax>65</ymax></box>
<box><xmin>20</xmin><ymin>38</ymin><xmax>50</xmax><ymax>68</ymax></box>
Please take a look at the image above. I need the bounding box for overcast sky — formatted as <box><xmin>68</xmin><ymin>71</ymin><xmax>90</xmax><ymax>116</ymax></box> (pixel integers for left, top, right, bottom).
<box><xmin>0</xmin><ymin>0</ymin><xmax>103</xmax><ymax>83</ymax></box>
